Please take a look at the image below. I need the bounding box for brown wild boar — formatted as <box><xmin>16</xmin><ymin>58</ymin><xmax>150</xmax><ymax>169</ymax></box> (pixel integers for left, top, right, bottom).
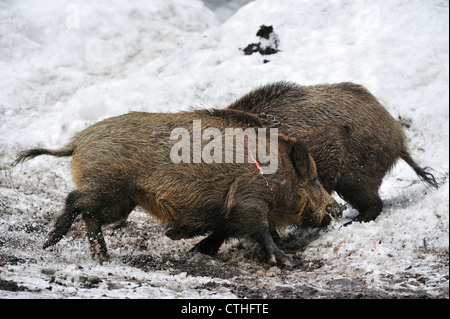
<box><xmin>228</xmin><ymin>81</ymin><xmax>438</xmax><ymax>223</ymax></box>
<box><xmin>13</xmin><ymin>109</ymin><xmax>341</xmax><ymax>265</ymax></box>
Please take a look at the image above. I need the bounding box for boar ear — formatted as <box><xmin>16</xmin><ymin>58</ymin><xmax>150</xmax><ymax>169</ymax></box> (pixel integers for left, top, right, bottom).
<box><xmin>290</xmin><ymin>140</ymin><xmax>312</xmax><ymax>179</ymax></box>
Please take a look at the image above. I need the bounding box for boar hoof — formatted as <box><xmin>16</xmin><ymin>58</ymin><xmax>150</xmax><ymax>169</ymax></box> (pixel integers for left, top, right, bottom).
<box><xmin>165</xmin><ymin>226</ymin><xmax>185</xmax><ymax>240</ymax></box>
<box><xmin>352</xmin><ymin>213</ymin><xmax>377</xmax><ymax>223</ymax></box>
<box><xmin>42</xmin><ymin>227</ymin><xmax>63</xmax><ymax>249</ymax></box>
<box><xmin>268</xmin><ymin>253</ymin><xmax>294</xmax><ymax>268</ymax></box>
<box><xmin>98</xmin><ymin>252</ymin><xmax>110</xmax><ymax>264</ymax></box>
<box><xmin>90</xmin><ymin>244</ymin><xmax>110</xmax><ymax>264</ymax></box>
<box><xmin>189</xmin><ymin>231</ymin><xmax>226</xmax><ymax>256</ymax></box>
<box><xmin>189</xmin><ymin>241</ymin><xmax>219</xmax><ymax>256</ymax></box>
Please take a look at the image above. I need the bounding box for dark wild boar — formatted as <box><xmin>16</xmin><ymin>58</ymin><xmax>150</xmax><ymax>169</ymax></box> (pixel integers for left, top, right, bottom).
<box><xmin>228</xmin><ymin>81</ymin><xmax>438</xmax><ymax>223</ymax></box>
<box><xmin>13</xmin><ymin>109</ymin><xmax>341</xmax><ymax>265</ymax></box>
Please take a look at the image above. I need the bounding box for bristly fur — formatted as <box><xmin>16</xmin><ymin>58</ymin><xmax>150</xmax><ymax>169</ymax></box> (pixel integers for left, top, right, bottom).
<box><xmin>195</xmin><ymin>108</ymin><xmax>264</xmax><ymax>127</ymax></box>
<box><xmin>227</xmin><ymin>81</ymin><xmax>439</xmax><ymax>223</ymax></box>
<box><xmin>14</xmin><ymin>110</ymin><xmax>340</xmax><ymax>265</ymax></box>
<box><xmin>228</xmin><ymin>81</ymin><xmax>300</xmax><ymax>114</ymax></box>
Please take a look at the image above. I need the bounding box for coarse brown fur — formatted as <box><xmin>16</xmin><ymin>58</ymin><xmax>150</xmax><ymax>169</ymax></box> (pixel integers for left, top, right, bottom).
<box><xmin>228</xmin><ymin>81</ymin><xmax>438</xmax><ymax>222</ymax></box>
<box><xmin>13</xmin><ymin>109</ymin><xmax>341</xmax><ymax>265</ymax></box>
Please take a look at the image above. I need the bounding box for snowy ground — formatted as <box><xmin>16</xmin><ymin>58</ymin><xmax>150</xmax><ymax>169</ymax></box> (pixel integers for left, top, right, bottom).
<box><xmin>0</xmin><ymin>0</ymin><xmax>448</xmax><ymax>299</ymax></box>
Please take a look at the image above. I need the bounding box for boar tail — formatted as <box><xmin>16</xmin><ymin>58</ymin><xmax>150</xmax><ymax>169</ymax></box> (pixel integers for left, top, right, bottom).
<box><xmin>12</xmin><ymin>144</ymin><xmax>75</xmax><ymax>167</ymax></box>
<box><xmin>401</xmin><ymin>151</ymin><xmax>439</xmax><ymax>189</ymax></box>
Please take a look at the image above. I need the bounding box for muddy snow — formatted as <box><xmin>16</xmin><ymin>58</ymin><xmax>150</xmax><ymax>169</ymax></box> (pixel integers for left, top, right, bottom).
<box><xmin>0</xmin><ymin>0</ymin><xmax>448</xmax><ymax>300</ymax></box>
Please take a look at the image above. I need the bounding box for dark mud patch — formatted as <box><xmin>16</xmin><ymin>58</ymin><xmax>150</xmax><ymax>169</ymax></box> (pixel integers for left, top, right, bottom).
<box><xmin>0</xmin><ymin>278</ymin><xmax>30</xmax><ymax>292</ymax></box>
<box><xmin>121</xmin><ymin>252</ymin><xmax>244</xmax><ymax>279</ymax></box>
<box><xmin>0</xmin><ymin>252</ymin><xmax>31</xmax><ymax>266</ymax></box>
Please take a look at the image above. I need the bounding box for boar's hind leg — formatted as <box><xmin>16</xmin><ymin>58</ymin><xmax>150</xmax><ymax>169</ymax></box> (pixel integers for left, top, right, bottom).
<box><xmin>82</xmin><ymin>197</ymin><xmax>136</xmax><ymax>263</ymax></box>
<box><xmin>43</xmin><ymin>189</ymin><xmax>87</xmax><ymax>249</ymax></box>
<box><xmin>43</xmin><ymin>186</ymin><xmax>135</xmax><ymax>263</ymax></box>
<box><xmin>351</xmin><ymin>195</ymin><xmax>383</xmax><ymax>223</ymax></box>
<box><xmin>337</xmin><ymin>180</ymin><xmax>383</xmax><ymax>223</ymax></box>
<box><xmin>83</xmin><ymin>215</ymin><xmax>109</xmax><ymax>263</ymax></box>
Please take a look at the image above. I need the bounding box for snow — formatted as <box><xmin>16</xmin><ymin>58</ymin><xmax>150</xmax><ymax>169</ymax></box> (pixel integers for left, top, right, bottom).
<box><xmin>0</xmin><ymin>0</ymin><xmax>448</xmax><ymax>299</ymax></box>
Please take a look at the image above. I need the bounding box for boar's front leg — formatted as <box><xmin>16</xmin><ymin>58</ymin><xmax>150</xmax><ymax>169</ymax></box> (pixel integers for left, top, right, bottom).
<box><xmin>252</xmin><ymin>226</ymin><xmax>293</xmax><ymax>267</ymax></box>
<box><xmin>189</xmin><ymin>229</ymin><xmax>228</xmax><ymax>256</ymax></box>
<box><xmin>231</xmin><ymin>199</ymin><xmax>292</xmax><ymax>266</ymax></box>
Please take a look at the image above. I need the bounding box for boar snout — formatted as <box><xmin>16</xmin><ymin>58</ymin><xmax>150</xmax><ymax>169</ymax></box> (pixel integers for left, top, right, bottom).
<box><xmin>304</xmin><ymin>193</ymin><xmax>342</xmax><ymax>228</ymax></box>
<box><xmin>310</xmin><ymin>201</ymin><xmax>342</xmax><ymax>228</ymax></box>
<box><xmin>326</xmin><ymin>202</ymin><xmax>344</xmax><ymax>218</ymax></box>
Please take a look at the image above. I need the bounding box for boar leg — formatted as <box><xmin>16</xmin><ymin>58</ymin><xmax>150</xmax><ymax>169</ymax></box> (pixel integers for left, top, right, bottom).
<box><xmin>83</xmin><ymin>214</ymin><xmax>109</xmax><ymax>263</ymax></box>
<box><xmin>337</xmin><ymin>180</ymin><xmax>383</xmax><ymax>223</ymax></box>
<box><xmin>231</xmin><ymin>199</ymin><xmax>292</xmax><ymax>266</ymax></box>
<box><xmin>252</xmin><ymin>227</ymin><xmax>292</xmax><ymax>267</ymax></box>
<box><xmin>165</xmin><ymin>224</ymin><xmax>208</xmax><ymax>240</ymax></box>
<box><xmin>44</xmin><ymin>186</ymin><xmax>135</xmax><ymax>263</ymax></box>
<box><xmin>351</xmin><ymin>195</ymin><xmax>383</xmax><ymax>223</ymax></box>
<box><xmin>43</xmin><ymin>189</ymin><xmax>87</xmax><ymax>249</ymax></box>
<box><xmin>189</xmin><ymin>230</ymin><xmax>228</xmax><ymax>256</ymax></box>
<box><xmin>81</xmin><ymin>197</ymin><xmax>137</xmax><ymax>263</ymax></box>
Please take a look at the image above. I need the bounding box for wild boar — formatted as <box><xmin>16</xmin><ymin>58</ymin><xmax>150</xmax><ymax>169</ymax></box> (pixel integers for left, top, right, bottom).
<box><xmin>228</xmin><ymin>81</ymin><xmax>438</xmax><ymax>223</ymax></box>
<box><xmin>13</xmin><ymin>109</ymin><xmax>341</xmax><ymax>265</ymax></box>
